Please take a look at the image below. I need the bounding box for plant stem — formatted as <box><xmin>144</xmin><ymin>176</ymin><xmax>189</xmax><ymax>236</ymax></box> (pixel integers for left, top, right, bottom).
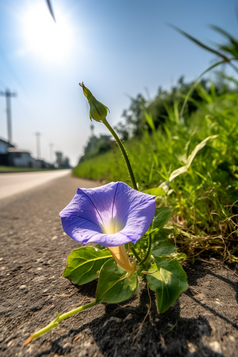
<box><xmin>103</xmin><ymin>118</ymin><xmax>137</xmax><ymax>190</ymax></box>
<box><xmin>130</xmin><ymin>246</ymin><xmax>142</xmax><ymax>263</ymax></box>
<box><xmin>24</xmin><ymin>300</ymin><xmax>97</xmax><ymax>345</ymax></box>
<box><xmin>140</xmin><ymin>234</ymin><xmax>152</xmax><ymax>266</ymax></box>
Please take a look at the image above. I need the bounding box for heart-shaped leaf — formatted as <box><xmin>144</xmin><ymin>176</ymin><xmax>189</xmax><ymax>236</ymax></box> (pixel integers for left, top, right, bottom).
<box><xmin>153</xmin><ymin>207</ymin><xmax>171</xmax><ymax>230</ymax></box>
<box><xmin>147</xmin><ymin>257</ymin><xmax>188</xmax><ymax>313</ymax></box>
<box><xmin>63</xmin><ymin>247</ymin><xmax>112</xmax><ymax>285</ymax></box>
<box><xmin>96</xmin><ymin>259</ymin><xmax>138</xmax><ymax>304</ymax></box>
<box><xmin>152</xmin><ymin>240</ymin><xmax>177</xmax><ymax>258</ymax></box>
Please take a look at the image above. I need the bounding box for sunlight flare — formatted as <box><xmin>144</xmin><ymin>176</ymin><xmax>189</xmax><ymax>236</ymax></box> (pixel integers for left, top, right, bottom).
<box><xmin>21</xmin><ymin>2</ymin><xmax>73</xmax><ymax>62</ymax></box>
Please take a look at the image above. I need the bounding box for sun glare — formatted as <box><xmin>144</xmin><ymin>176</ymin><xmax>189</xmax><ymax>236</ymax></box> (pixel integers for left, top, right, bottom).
<box><xmin>22</xmin><ymin>2</ymin><xmax>73</xmax><ymax>62</ymax></box>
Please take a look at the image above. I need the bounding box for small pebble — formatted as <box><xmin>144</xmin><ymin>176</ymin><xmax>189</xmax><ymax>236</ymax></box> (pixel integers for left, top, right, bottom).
<box><xmin>188</xmin><ymin>342</ymin><xmax>196</xmax><ymax>353</ymax></box>
<box><xmin>20</xmin><ymin>285</ymin><xmax>27</xmax><ymax>290</ymax></box>
<box><xmin>63</xmin><ymin>343</ymin><xmax>72</xmax><ymax>348</ymax></box>
<box><xmin>124</xmin><ymin>313</ymin><xmax>133</xmax><ymax>321</ymax></box>
<box><xmin>209</xmin><ymin>341</ymin><xmax>222</xmax><ymax>353</ymax></box>
<box><xmin>103</xmin><ymin>317</ymin><xmax>122</xmax><ymax>327</ymax></box>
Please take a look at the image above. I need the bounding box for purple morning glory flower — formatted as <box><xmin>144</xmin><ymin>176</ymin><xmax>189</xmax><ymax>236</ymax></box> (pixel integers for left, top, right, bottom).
<box><xmin>59</xmin><ymin>181</ymin><xmax>156</xmax><ymax>247</ymax></box>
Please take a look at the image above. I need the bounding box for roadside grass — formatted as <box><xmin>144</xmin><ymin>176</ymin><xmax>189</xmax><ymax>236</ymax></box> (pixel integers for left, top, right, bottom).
<box><xmin>73</xmin><ymin>85</ymin><xmax>238</xmax><ymax>262</ymax></box>
<box><xmin>0</xmin><ymin>166</ymin><xmax>57</xmax><ymax>173</ymax></box>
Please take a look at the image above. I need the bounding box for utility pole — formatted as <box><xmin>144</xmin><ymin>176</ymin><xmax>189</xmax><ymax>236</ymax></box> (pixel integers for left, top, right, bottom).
<box><xmin>35</xmin><ymin>132</ymin><xmax>41</xmax><ymax>159</ymax></box>
<box><xmin>0</xmin><ymin>89</ymin><xmax>17</xmax><ymax>143</ymax></box>
<box><xmin>49</xmin><ymin>143</ymin><xmax>54</xmax><ymax>164</ymax></box>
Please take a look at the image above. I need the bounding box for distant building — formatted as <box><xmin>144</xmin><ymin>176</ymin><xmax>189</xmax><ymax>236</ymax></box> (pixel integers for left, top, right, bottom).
<box><xmin>0</xmin><ymin>137</ymin><xmax>14</xmax><ymax>154</ymax></box>
<box><xmin>7</xmin><ymin>147</ymin><xmax>35</xmax><ymax>168</ymax></box>
<box><xmin>0</xmin><ymin>137</ymin><xmax>52</xmax><ymax>168</ymax></box>
<box><xmin>34</xmin><ymin>159</ymin><xmax>51</xmax><ymax>169</ymax></box>
<box><xmin>0</xmin><ymin>137</ymin><xmax>15</xmax><ymax>166</ymax></box>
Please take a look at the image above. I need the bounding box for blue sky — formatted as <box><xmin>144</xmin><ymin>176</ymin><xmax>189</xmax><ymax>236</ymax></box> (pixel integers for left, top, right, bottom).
<box><xmin>0</xmin><ymin>0</ymin><xmax>237</xmax><ymax>166</ymax></box>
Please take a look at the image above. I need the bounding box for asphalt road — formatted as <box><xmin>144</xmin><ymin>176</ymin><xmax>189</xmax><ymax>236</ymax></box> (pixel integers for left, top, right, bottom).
<box><xmin>0</xmin><ymin>170</ymin><xmax>72</xmax><ymax>200</ymax></box>
<box><xmin>0</xmin><ymin>173</ymin><xmax>238</xmax><ymax>356</ymax></box>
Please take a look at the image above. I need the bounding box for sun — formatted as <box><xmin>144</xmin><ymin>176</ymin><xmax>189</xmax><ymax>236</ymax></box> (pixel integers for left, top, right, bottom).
<box><xmin>21</xmin><ymin>2</ymin><xmax>73</xmax><ymax>63</ymax></box>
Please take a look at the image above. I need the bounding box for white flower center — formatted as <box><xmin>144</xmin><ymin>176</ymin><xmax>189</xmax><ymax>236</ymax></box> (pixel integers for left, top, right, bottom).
<box><xmin>102</xmin><ymin>218</ymin><xmax>124</xmax><ymax>235</ymax></box>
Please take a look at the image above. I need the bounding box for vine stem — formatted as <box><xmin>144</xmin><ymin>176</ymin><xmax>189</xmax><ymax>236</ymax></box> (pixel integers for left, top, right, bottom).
<box><xmin>130</xmin><ymin>246</ymin><xmax>142</xmax><ymax>263</ymax></box>
<box><xmin>24</xmin><ymin>300</ymin><xmax>97</xmax><ymax>346</ymax></box>
<box><xmin>102</xmin><ymin>119</ymin><xmax>146</xmax><ymax>263</ymax></box>
<box><xmin>140</xmin><ymin>233</ymin><xmax>152</xmax><ymax>266</ymax></box>
<box><xmin>103</xmin><ymin>118</ymin><xmax>137</xmax><ymax>191</ymax></box>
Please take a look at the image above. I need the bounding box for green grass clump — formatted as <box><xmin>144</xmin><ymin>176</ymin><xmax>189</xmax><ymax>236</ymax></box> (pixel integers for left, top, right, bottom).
<box><xmin>73</xmin><ymin>85</ymin><xmax>238</xmax><ymax>262</ymax></box>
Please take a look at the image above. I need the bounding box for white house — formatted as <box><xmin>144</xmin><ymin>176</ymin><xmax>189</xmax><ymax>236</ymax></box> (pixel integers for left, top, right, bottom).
<box><xmin>7</xmin><ymin>147</ymin><xmax>35</xmax><ymax>168</ymax></box>
<box><xmin>0</xmin><ymin>137</ymin><xmax>52</xmax><ymax>168</ymax></box>
<box><xmin>0</xmin><ymin>137</ymin><xmax>14</xmax><ymax>154</ymax></box>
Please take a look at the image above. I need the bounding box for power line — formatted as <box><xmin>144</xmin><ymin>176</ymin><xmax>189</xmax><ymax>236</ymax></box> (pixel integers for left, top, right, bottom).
<box><xmin>0</xmin><ymin>89</ymin><xmax>17</xmax><ymax>143</ymax></box>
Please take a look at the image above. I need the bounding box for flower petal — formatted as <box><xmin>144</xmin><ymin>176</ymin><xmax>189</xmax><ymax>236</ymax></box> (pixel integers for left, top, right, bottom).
<box><xmin>112</xmin><ymin>182</ymin><xmax>156</xmax><ymax>244</ymax></box>
<box><xmin>59</xmin><ymin>181</ymin><xmax>156</xmax><ymax>247</ymax></box>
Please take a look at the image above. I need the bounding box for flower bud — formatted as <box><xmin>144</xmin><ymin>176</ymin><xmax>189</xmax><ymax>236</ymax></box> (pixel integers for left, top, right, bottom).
<box><xmin>79</xmin><ymin>82</ymin><xmax>109</xmax><ymax>123</ymax></box>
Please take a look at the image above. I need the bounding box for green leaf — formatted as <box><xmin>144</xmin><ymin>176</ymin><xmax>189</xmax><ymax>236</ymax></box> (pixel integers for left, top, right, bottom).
<box><xmin>172</xmin><ymin>252</ymin><xmax>187</xmax><ymax>261</ymax></box>
<box><xmin>147</xmin><ymin>258</ymin><xmax>188</xmax><ymax>313</ymax></box>
<box><xmin>168</xmin><ymin>24</ymin><xmax>230</xmax><ymax>62</ymax></box>
<box><xmin>96</xmin><ymin>259</ymin><xmax>138</xmax><ymax>304</ymax></box>
<box><xmin>152</xmin><ymin>240</ymin><xmax>177</xmax><ymax>258</ymax></box>
<box><xmin>62</xmin><ymin>247</ymin><xmax>112</xmax><ymax>285</ymax></box>
<box><xmin>158</xmin><ymin>181</ymin><xmax>169</xmax><ymax>194</ymax></box>
<box><xmin>129</xmin><ymin>233</ymin><xmax>148</xmax><ymax>254</ymax></box>
<box><xmin>152</xmin><ymin>226</ymin><xmax>174</xmax><ymax>243</ymax></box>
<box><xmin>144</xmin><ymin>111</ymin><xmax>155</xmax><ymax>132</ymax></box>
<box><xmin>145</xmin><ymin>228</ymin><xmax>159</xmax><ymax>236</ymax></box>
<box><xmin>179</xmin><ymin>60</ymin><xmax>227</xmax><ymax>116</ymax></box>
<box><xmin>229</xmin><ymin>254</ymin><xmax>238</xmax><ymax>262</ymax></box>
<box><xmin>169</xmin><ymin>135</ymin><xmax>217</xmax><ymax>182</ymax></box>
<box><xmin>143</xmin><ymin>187</ymin><xmax>166</xmax><ymax>196</ymax></box>
<box><xmin>153</xmin><ymin>207</ymin><xmax>171</xmax><ymax>230</ymax></box>
<box><xmin>95</xmin><ymin>244</ymin><xmax>106</xmax><ymax>250</ymax></box>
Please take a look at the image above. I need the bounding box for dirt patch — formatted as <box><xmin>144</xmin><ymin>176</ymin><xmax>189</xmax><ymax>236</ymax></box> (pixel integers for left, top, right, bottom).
<box><xmin>0</xmin><ymin>174</ymin><xmax>238</xmax><ymax>357</ymax></box>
